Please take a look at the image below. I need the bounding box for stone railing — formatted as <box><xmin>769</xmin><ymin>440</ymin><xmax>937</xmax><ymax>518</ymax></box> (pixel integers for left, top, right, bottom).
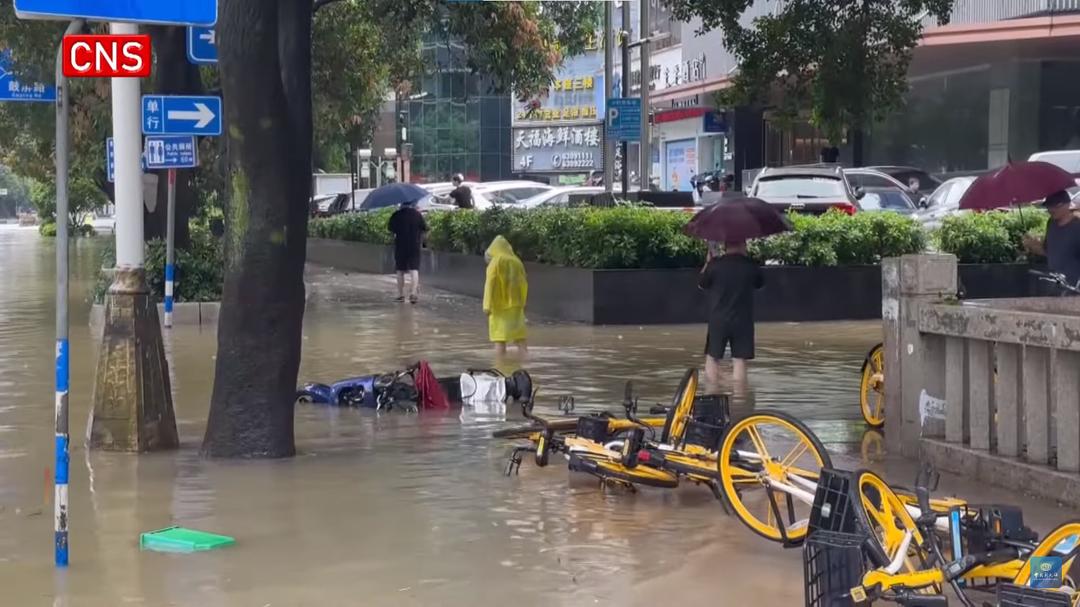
<box><xmin>883</xmin><ymin>254</ymin><xmax>1080</xmax><ymax>504</ymax></box>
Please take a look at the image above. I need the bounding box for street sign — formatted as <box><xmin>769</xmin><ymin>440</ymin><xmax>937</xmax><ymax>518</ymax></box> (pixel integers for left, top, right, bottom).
<box><xmin>14</xmin><ymin>0</ymin><xmax>217</xmax><ymax>26</ymax></box>
<box><xmin>607</xmin><ymin>98</ymin><xmax>641</xmax><ymax>141</ymax></box>
<box><xmin>144</xmin><ymin>136</ymin><xmax>198</xmax><ymax>170</ymax></box>
<box><xmin>142</xmin><ymin>95</ymin><xmax>222</xmax><ymax>136</ymax></box>
<box><xmin>0</xmin><ymin>58</ymin><xmax>56</xmax><ymax>103</ymax></box>
<box><xmin>106</xmin><ymin>137</ymin><xmax>148</xmax><ymax>183</ymax></box>
<box><xmin>187</xmin><ymin>27</ymin><xmax>217</xmax><ymax>65</ymax></box>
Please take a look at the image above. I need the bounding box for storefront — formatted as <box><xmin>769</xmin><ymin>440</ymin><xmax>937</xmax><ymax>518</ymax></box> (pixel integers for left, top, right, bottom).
<box><xmin>653</xmin><ymin>100</ymin><xmax>731</xmax><ymax>191</ymax></box>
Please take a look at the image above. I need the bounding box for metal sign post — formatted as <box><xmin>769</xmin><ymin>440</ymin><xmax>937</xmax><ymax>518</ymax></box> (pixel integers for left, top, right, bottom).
<box><xmin>164</xmin><ymin>169</ymin><xmax>176</xmax><ymax>327</ymax></box>
<box><xmin>639</xmin><ymin>0</ymin><xmax>651</xmax><ymax>191</ymax></box>
<box><xmin>53</xmin><ymin>18</ymin><xmax>85</xmax><ymax>569</ymax></box>
<box><xmin>603</xmin><ymin>1</ymin><xmax>614</xmax><ymax>193</ymax></box>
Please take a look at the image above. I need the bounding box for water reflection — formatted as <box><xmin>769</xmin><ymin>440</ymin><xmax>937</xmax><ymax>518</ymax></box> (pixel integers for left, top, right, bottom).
<box><xmin>0</xmin><ymin>227</ymin><xmax>884</xmax><ymax>605</ymax></box>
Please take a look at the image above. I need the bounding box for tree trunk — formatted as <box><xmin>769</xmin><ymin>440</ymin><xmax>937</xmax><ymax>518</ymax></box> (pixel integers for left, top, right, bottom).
<box><xmin>144</xmin><ymin>26</ymin><xmax>201</xmax><ymax>249</ymax></box>
<box><xmin>202</xmin><ymin>0</ymin><xmax>312</xmax><ymax>458</ymax></box>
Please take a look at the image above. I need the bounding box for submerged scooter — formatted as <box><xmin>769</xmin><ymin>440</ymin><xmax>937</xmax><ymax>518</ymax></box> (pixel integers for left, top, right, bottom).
<box><xmin>296</xmin><ymin>365</ymin><xmax>532</xmax><ymax>410</ymax></box>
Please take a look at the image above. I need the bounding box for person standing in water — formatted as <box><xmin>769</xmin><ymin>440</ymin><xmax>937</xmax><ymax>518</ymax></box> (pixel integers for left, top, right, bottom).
<box><xmin>699</xmin><ymin>239</ymin><xmax>764</xmax><ymax>388</ymax></box>
<box><xmin>483</xmin><ymin>236</ymin><xmax>529</xmax><ymax>357</ymax></box>
<box><xmin>387</xmin><ymin>199</ymin><xmax>426</xmax><ymax>304</ymax></box>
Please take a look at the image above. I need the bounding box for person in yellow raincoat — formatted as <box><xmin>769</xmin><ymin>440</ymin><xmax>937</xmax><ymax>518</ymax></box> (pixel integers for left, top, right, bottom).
<box><xmin>483</xmin><ymin>236</ymin><xmax>528</xmax><ymax>356</ymax></box>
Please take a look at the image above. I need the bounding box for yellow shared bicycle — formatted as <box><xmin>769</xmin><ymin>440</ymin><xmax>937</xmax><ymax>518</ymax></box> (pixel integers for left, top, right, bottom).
<box><xmin>860</xmin><ymin>343</ymin><xmax>886</xmax><ymax>428</ymax></box>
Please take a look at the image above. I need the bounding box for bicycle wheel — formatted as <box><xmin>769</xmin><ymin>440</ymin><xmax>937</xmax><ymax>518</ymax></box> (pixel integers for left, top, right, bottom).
<box><xmin>1014</xmin><ymin>522</ymin><xmax>1080</xmax><ymax>586</ymax></box>
<box><xmin>662</xmin><ymin>368</ymin><xmax>699</xmax><ymax>446</ymax></box>
<box><xmin>855</xmin><ymin>470</ymin><xmax>927</xmax><ymax>572</ymax></box>
<box><xmin>718</xmin><ymin>411</ymin><xmax>832</xmax><ymax>544</ymax></box>
<box><xmin>860</xmin><ymin>343</ymin><xmax>885</xmax><ymax>428</ymax></box>
<box><xmin>569</xmin><ymin>452</ymin><xmax>680</xmax><ymax>489</ymax></box>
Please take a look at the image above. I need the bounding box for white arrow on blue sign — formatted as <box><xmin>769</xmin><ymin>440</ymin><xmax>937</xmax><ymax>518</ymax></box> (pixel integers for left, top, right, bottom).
<box><xmin>106</xmin><ymin>138</ymin><xmax>148</xmax><ymax>183</ymax></box>
<box><xmin>187</xmin><ymin>27</ymin><xmax>217</xmax><ymax>65</ymax></box>
<box><xmin>0</xmin><ymin>54</ymin><xmax>56</xmax><ymax>103</ymax></box>
<box><xmin>144</xmin><ymin>136</ymin><xmax>199</xmax><ymax>170</ymax></box>
<box><xmin>14</xmin><ymin>0</ymin><xmax>217</xmax><ymax>26</ymax></box>
<box><xmin>142</xmin><ymin>95</ymin><xmax>222</xmax><ymax>136</ymax></box>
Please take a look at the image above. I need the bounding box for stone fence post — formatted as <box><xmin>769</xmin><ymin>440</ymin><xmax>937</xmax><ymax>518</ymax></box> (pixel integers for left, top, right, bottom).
<box><xmin>882</xmin><ymin>254</ymin><xmax>957</xmax><ymax>457</ymax></box>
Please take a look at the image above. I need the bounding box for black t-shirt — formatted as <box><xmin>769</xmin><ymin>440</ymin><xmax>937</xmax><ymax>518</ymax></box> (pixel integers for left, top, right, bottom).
<box><xmin>699</xmin><ymin>254</ymin><xmax>765</xmax><ymax>327</ymax></box>
<box><xmin>1046</xmin><ymin>216</ymin><xmax>1080</xmax><ymax>286</ymax></box>
<box><xmin>449</xmin><ymin>185</ymin><xmax>474</xmax><ymax>209</ymax></box>
<box><xmin>388</xmin><ymin>207</ymin><xmax>427</xmax><ymax>255</ymax></box>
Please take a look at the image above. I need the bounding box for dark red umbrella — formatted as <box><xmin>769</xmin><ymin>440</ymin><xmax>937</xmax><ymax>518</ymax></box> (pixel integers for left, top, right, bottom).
<box><xmin>683</xmin><ymin>197</ymin><xmax>792</xmax><ymax>242</ymax></box>
<box><xmin>958</xmin><ymin>161</ymin><xmax>1076</xmax><ymax>210</ymax></box>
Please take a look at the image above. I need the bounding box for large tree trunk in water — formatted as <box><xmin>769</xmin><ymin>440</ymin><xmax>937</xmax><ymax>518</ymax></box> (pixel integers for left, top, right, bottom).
<box><xmin>144</xmin><ymin>26</ymin><xmax>201</xmax><ymax>249</ymax></box>
<box><xmin>202</xmin><ymin>0</ymin><xmax>312</xmax><ymax>457</ymax></box>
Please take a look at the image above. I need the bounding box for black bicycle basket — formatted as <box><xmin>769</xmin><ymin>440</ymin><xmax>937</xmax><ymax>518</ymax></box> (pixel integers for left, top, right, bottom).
<box><xmin>809</xmin><ymin>468</ymin><xmax>861</xmax><ymax>535</ymax></box>
<box><xmin>997</xmin><ymin>583</ymin><xmax>1072</xmax><ymax>607</ymax></box>
<box><xmin>804</xmin><ymin>530</ymin><xmax>869</xmax><ymax>607</ymax></box>
<box><xmin>576</xmin><ymin>415</ymin><xmax>612</xmax><ymax>443</ymax></box>
<box><xmin>691</xmin><ymin>394</ymin><xmax>730</xmax><ymax>426</ymax></box>
<box><xmin>683</xmin><ymin>419</ymin><xmax>725</xmax><ymax>451</ymax></box>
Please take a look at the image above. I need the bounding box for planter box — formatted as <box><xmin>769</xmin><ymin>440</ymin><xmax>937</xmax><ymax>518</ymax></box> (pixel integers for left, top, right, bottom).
<box><xmin>306</xmin><ymin>239</ymin><xmax>1040</xmax><ymax>325</ymax></box>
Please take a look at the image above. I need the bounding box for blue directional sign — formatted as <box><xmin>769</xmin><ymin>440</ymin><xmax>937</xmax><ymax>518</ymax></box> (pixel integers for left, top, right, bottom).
<box><xmin>187</xmin><ymin>27</ymin><xmax>217</xmax><ymax>65</ymax></box>
<box><xmin>142</xmin><ymin>95</ymin><xmax>222</xmax><ymax>136</ymax></box>
<box><xmin>0</xmin><ymin>56</ymin><xmax>55</xmax><ymax>103</ymax></box>
<box><xmin>106</xmin><ymin>138</ymin><xmax>148</xmax><ymax>183</ymax></box>
<box><xmin>14</xmin><ymin>0</ymin><xmax>217</xmax><ymax>26</ymax></box>
<box><xmin>607</xmin><ymin>98</ymin><xmax>641</xmax><ymax>142</ymax></box>
<box><xmin>144</xmin><ymin>136</ymin><xmax>199</xmax><ymax>170</ymax></box>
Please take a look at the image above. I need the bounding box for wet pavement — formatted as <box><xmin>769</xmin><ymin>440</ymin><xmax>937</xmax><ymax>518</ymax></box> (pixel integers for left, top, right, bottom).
<box><xmin>1</xmin><ymin>225</ymin><xmax>1079</xmax><ymax>606</ymax></box>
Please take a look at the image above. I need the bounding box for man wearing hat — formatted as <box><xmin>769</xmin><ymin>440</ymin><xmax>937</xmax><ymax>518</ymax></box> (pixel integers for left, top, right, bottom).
<box><xmin>1024</xmin><ymin>190</ymin><xmax>1080</xmax><ymax>291</ymax></box>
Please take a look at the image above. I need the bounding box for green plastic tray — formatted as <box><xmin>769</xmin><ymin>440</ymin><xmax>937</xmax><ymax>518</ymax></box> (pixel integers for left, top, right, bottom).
<box><xmin>139</xmin><ymin>526</ymin><xmax>235</xmax><ymax>553</ymax></box>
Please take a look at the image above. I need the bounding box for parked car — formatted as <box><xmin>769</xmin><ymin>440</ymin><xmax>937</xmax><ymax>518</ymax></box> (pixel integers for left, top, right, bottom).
<box><xmin>422</xmin><ymin>180</ymin><xmax>555</xmax><ymax>210</ymax></box>
<box><xmin>1029</xmin><ymin>150</ymin><xmax>1080</xmax><ymax>175</ymax></box>
<box><xmin>864</xmin><ymin>165</ymin><xmax>942</xmax><ymax>196</ymax></box>
<box><xmin>855</xmin><ymin>186</ymin><xmax>919</xmax><ymax>214</ymax></box>
<box><xmin>515</xmin><ymin>186</ymin><xmax>605</xmax><ymax>209</ymax></box>
<box><xmin>913</xmin><ymin>176</ymin><xmax>977</xmax><ymax>229</ymax></box>
<box><xmin>749</xmin><ymin>165</ymin><xmax>862</xmax><ymax>214</ymax></box>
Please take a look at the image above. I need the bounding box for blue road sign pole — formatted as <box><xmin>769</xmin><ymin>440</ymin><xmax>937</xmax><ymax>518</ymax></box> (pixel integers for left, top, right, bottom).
<box><xmin>164</xmin><ymin>169</ymin><xmax>176</xmax><ymax>328</ymax></box>
<box><xmin>53</xmin><ymin>18</ymin><xmax>85</xmax><ymax>569</ymax></box>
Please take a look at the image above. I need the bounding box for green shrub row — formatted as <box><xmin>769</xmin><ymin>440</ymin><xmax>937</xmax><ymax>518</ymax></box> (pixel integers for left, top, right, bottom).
<box><xmin>309</xmin><ymin>207</ymin><xmax>934</xmax><ymax>268</ymax></box>
<box><xmin>933</xmin><ymin>208</ymin><xmax>1048</xmax><ymax>264</ymax></box>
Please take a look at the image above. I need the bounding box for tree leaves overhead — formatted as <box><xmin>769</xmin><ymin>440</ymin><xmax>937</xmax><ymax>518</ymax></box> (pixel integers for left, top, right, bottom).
<box><xmin>665</xmin><ymin>0</ymin><xmax>954</xmax><ymax>144</ymax></box>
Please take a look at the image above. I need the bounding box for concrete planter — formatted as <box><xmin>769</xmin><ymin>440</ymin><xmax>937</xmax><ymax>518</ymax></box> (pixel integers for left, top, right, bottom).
<box><xmin>306</xmin><ymin>238</ymin><xmax>1041</xmax><ymax>325</ymax></box>
<box><xmin>89</xmin><ymin>301</ymin><xmax>220</xmax><ymax>329</ymax></box>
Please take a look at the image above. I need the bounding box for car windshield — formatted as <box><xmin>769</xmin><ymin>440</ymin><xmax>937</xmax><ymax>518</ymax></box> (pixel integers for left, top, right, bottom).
<box><xmin>859</xmin><ymin>189</ymin><xmax>916</xmax><ymax>211</ymax></box>
<box><xmin>755</xmin><ymin>176</ymin><xmax>845</xmax><ymax>198</ymax></box>
<box><xmin>884</xmin><ymin>170</ymin><xmax>941</xmax><ymax>191</ymax></box>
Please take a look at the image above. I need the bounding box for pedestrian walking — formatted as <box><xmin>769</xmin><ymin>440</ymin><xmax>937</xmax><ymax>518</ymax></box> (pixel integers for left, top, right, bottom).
<box><xmin>483</xmin><ymin>235</ymin><xmax>528</xmax><ymax>357</ymax></box>
<box><xmin>1024</xmin><ymin>190</ymin><xmax>1080</xmax><ymax>291</ymax></box>
<box><xmin>448</xmin><ymin>173</ymin><xmax>474</xmax><ymax>209</ymax></box>
<box><xmin>699</xmin><ymin>240</ymin><xmax>764</xmax><ymax>387</ymax></box>
<box><xmin>387</xmin><ymin>199</ymin><xmax>427</xmax><ymax>304</ymax></box>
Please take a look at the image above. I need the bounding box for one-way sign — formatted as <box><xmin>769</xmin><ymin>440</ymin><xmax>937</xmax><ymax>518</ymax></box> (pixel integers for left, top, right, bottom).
<box><xmin>187</xmin><ymin>27</ymin><xmax>217</xmax><ymax>64</ymax></box>
<box><xmin>142</xmin><ymin>95</ymin><xmax>222</xmax><ymax>136</ymax></box>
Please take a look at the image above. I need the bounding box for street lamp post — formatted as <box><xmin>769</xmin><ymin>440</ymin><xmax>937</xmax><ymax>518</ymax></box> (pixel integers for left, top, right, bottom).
<box><xmin>603</xmin><ymin>1</ymin><xmax>614</xmax><ymax>193</ymax></box>
<box><xmin>639</xmin><ymin>0</ymin><xmax>651</xmax><ymax>191</ymax></box>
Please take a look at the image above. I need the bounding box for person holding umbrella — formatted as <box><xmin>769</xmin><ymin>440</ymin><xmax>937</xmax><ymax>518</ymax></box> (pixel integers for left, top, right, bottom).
<box><xmin>684</xmin><ymin>197</ymin><xmax>791</xmax><ymax>388</ymax></box>
<box><xmin>387</xmin><ymin>197</ymin><xmax>428</xmax><ymax>304</ymax></box>
<box><xmin>1023</xmin><ymin>190</ymin><xmax>1080</xmax><ymax>290</ymax></box>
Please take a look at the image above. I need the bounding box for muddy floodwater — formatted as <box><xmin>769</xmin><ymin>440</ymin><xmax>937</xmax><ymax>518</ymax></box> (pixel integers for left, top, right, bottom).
<box><xmin>0</xmin><ymin>225</ymin><xmax>1016</xmax><ymax>606</ymax></box>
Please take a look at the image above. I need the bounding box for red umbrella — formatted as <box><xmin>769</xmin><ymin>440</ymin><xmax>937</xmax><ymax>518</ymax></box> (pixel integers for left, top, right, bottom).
<box><xmin>683</xmin><ymin>197</ymin><xmax>792</xmax><ymax>242</ymax></box>
<box><xmin>958</xmin><ymin>161</ymin><xmax>1076</xmax><ymax>210</ymax></box>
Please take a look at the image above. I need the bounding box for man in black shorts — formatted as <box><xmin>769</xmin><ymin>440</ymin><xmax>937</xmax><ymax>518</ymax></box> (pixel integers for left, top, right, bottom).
<box><xmin>699</xmin><ymin>240</ymin><xmax>764</xmax><ymax>387</ymax></box>
<box><xmin>388</xmin><ymin>199</ymin><xmax>427</xmax><ymax>303</ymax></box>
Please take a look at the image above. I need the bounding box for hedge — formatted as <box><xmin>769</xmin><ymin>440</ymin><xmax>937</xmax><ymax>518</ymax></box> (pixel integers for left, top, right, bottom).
<box><xmin>934</xmin><ymin>208</ymin><xmax>1048</xmax><ymax>264</ymax></box>
<box><xmin>309</xmin><ymin>207</ymin><xmax>929</xmax><ymax>269</ymax></box>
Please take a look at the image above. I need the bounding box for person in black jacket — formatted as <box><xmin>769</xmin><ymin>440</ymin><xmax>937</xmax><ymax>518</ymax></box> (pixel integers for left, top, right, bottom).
<box><xmin>388</xmin><ymin>199</ymin><xmax>427</xmax><ymax>304</ymax></box>
<box><xmin>699</xmin><ymin>240</ymin><xmax>764</xmax><ymax>387</ymax></box>
<box><xmin>448</xmin><ymin>174</ymin><xmax>474</xmax><ymax>210</ymax></box>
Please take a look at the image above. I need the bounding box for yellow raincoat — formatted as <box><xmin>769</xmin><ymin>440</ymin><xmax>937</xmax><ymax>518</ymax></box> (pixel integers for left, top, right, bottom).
<box><xmin>483</xmin><ymin>236</ymin><xmax>528</xmax><ymax>343</ymax></box>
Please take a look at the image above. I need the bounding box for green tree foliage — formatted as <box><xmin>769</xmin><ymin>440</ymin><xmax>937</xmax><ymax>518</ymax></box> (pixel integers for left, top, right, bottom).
<box><xmin>664</xmin><ymin>0</ymin><xmax>953</xmax><ymax>144</ymax></box>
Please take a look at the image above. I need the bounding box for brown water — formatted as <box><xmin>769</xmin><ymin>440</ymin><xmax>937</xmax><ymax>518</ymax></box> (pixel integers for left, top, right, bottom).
<box><xmin>0</xmin><ymin>226</ymin><xmax>907</xmax><ymax>606</ymax></box>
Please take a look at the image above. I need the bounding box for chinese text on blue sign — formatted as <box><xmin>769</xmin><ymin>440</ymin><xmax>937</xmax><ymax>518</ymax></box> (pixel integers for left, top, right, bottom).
<box><xmin>142</xmin><ymin>95</ymin><xmax>222</xmax><ymax>136</ymax></box>
<box><xmin>144</xmin><ymin>136</ymin><xmax>199</xmax><ymax>170</ymax></box>
<box><xmin>607</xmin><ymin>98</ymin><xmax>641</xmax><ymax>142</ymax></box>
<box><xmin>14</xmin><ymin>0</ymin><xmax>217</xmax><ymax>26</ymax></box>
<box><xmin>0</xmin><ymin>57</ymin><xmax>56</xmax><ymax>103</ymax></box>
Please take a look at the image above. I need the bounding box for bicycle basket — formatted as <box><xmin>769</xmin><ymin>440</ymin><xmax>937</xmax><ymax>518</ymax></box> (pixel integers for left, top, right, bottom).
<box><xmin>576</xmin><ymin>415</ymin><xmax>612</xmax><ymax>443</ymax></box>
<box><xmin>692</xmin><ymin>394</ymin><xmax>730</xmax><ymax>427</ymax></box>
<box><xmin>804</xmin><ymin>531</ymin><xmax>868</xmax><ymax>607</ymax></box>
<box><xmin>809</xmin><ymin>468</ymin><xmax>861</xmax><ymax>535</ymax></box>
<box><xmin>683</xmin><ymin>419</ymin><xmax>725</xmax><ymax>451</ymax></box>
<box><xmin>997</xmin><ymin>584</ymin><xmax>1071</xmax><ymax>607</ymax></box>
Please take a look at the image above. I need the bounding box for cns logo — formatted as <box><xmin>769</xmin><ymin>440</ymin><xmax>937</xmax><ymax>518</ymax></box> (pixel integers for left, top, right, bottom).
<box><xmin>62</xmin><ymin>35</ymin><xmax>151</xmax><ymax>78</ymax></box>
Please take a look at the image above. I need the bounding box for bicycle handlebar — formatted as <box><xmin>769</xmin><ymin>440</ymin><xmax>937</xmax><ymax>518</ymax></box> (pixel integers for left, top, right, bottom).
<box><xmin>1028</xmin><ymin>269</ymin><xmax>1080</xmax><ymax>294</ymax></box>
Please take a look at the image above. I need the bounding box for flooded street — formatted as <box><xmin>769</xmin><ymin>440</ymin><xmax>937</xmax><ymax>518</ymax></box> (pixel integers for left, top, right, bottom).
<box><xmin>1</xmin><ymin>226</ymin><xmax>1076</xmax><ymax>606</ymax></box>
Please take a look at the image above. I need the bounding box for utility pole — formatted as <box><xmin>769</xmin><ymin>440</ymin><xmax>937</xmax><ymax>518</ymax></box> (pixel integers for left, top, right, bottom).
<box><xmin>639</xmin><ymin>0</ymin><xmax>651</xmax><ymax>192</ymax></box>
<box><xmin>603</xmin><ymin>1</ymin><xmax>614</xmax><ymax>193</ymax></box>
<box><xmin>621</xmin><ymin>0</ymin><xmax>631</xmax><ymax>195</ymax></box>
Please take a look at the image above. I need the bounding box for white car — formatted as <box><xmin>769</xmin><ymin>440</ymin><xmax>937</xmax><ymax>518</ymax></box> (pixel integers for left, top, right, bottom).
<box><xmin>1030</xmin><ymin>150</ymin><xmax>1080</xmax><ymax>176</ymax></box>
<box><xmin>514</xmin><ymin>186</ymin><xmax>606</xmax><ymax>209</ymax></box>
<box><xmin>913</xmin><ymin>176</ymin><xmax>977</xmax><ymax>230</ymax></box>
<box><xmin>421</xmin><ymin>180</ymin><xmax>555</xmax><ymax>210</ymax></box>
